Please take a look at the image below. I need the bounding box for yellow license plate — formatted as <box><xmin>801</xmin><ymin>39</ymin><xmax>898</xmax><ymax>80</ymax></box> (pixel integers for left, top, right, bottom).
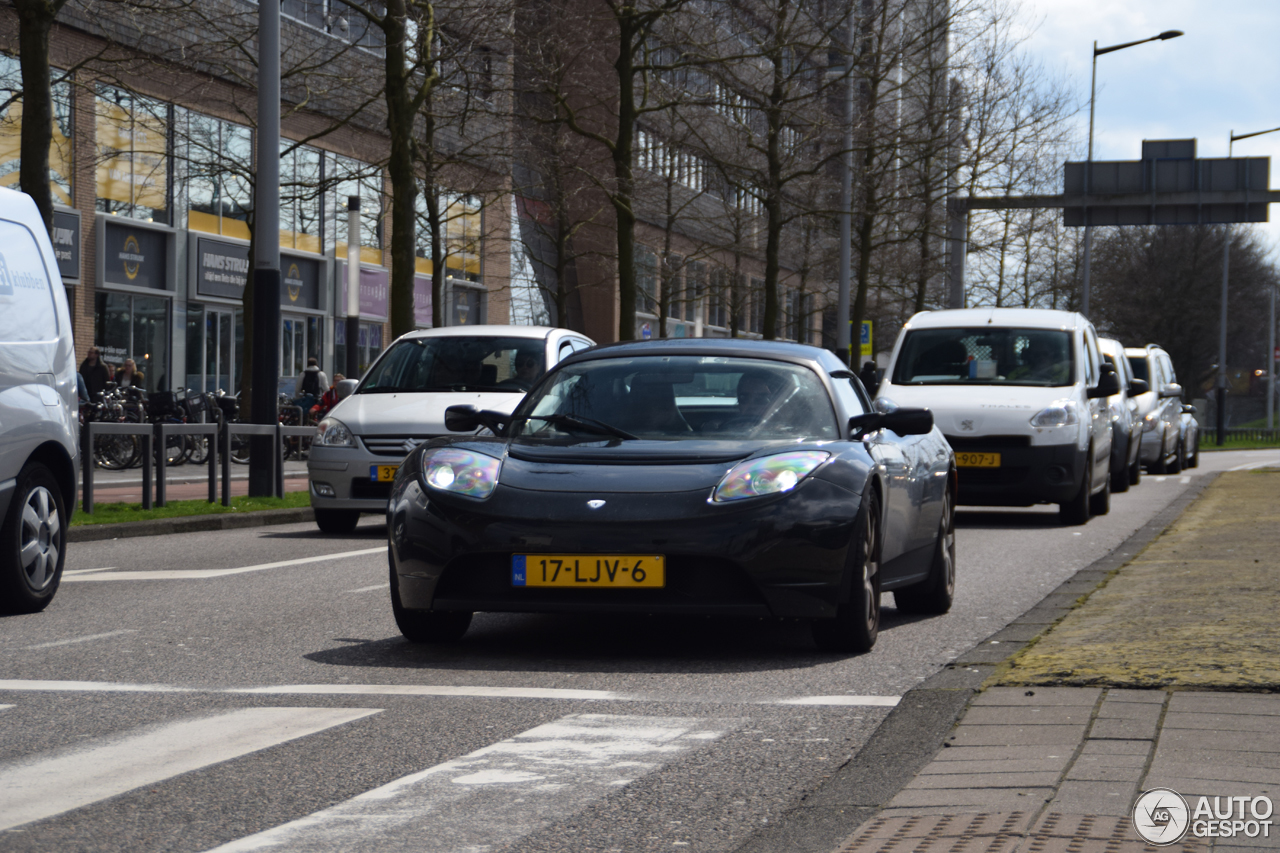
<box><xmin>512</xmin><ymin>554</ymin><xmax>665</xmax><ymax>588</ymax></box>
<box><xmin>370</xmin><ymin>464</ymin><xmax>399</xmax><ymax>482</ymax></box>
<box><xmin>955</xmin><ymin>452</ymin><xmax>1001</xmax><ymax>468</ymax></box>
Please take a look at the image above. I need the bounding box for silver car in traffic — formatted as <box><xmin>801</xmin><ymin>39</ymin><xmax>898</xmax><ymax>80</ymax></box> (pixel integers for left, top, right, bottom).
<box><xmin>308</xmin><ymin>326</ymin><xmax>594</xmax><ymax>533</ymax></box>
<box><xmin>1125</xmin><ymin>344</ymin><xmax>1183</xmax><ymax>474</ymax></box>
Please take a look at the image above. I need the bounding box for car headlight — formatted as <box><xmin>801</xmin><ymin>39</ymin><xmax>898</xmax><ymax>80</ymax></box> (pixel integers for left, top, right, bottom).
<box><xmin>421</xmin><ymin>448</ymin><xmax>502</xmax><ymax>499</ymax></box>
<box><xmin>1142</xmin><ymin>412</ymin><xmax>1160</xmax><ymax>432</ymax></box>
<box><xmin>315</xmin><ymin>417</ymin><xmax>354</xmax><ymax>447</ymax></box>
<box><xmin>1029</xmin><ymin>400</ymin><xmax>1079</xmax><ymax>428</ymax></box>
<box><xmin>710</xmin><ymin>450</ymin><xmax>830</xmax><ymax>503</ymax></box>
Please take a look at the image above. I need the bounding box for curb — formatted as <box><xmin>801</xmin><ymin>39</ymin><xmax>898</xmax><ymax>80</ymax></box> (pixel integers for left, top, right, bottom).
<box><xmin>68</xmin><ymin>507</ymin><xmax>316</xmax><ymax>542</ymax></box>
<box><xmin>734</xmin><ymin>472</ymin><xmax>1222</xmax><ymax>853</ymax></box>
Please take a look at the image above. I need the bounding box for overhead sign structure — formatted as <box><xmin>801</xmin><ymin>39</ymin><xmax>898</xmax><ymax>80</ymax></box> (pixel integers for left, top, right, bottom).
<box><xmin>1064</xmin><ymin>139</ymin><xmax>1270</xmax><ymax>226</ymax></box>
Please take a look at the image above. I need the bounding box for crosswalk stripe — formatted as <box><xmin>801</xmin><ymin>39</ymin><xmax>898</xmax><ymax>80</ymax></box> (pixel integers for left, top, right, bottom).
<box><xmin>0</xmin><ymin>707</ymin><xmax>381</xmax><ymax>832</ymax></box>
<box><xmin>61</xmin><ymin>547</ymin><xmax>386</xmax><ymax>582</ymax></box>
<box><xmin>205</xmin><ymin>713</ymin><xmax>728</xmax><ymax>853</ymax></box>
<box><xmin>0</xmin><ymin>679</ymin><xmax>901</xmax><ymax>708</ymax></box>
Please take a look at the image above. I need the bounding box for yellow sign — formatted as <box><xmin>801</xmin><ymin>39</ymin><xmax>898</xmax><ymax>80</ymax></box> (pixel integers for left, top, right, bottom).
<box><xmin>855</xmin><ymin>320</ymin><xmax>872</xmax><ymax>357</ymax></box>
<box><xmin>95</xmin><ymin>94</ymin><xmax>167</xmax><ymax>213</ymax></box>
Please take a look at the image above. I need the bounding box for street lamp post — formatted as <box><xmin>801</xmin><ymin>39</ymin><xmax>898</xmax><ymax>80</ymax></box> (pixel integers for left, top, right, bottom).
<box><xmin>1219</xmin><ymin>126</ymin><xmax>1280</xmax><ymax>441</ymax></box>
<box><xmin>1081</xmin><ymin>30</ymin><xmax>1183</xmax><ymax>319</ymax></box>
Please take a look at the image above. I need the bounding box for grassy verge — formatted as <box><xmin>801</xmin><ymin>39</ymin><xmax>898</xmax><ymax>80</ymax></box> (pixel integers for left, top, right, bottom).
<box><xmin>73</xmin><ymin>491</ymin><xmax>310</xmax><ymax>526</ymax></box>
<box><xmin>1200</xmin><ymin>437</ymin><xmax>1280</xmax><ymax>451</ymax></box>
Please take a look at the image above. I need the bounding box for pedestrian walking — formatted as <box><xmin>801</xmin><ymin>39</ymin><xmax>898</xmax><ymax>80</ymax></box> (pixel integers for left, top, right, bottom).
<box><xmin>79</xmin><ymin>346</ymin><xmax>112</xmax><ymax>400</ymax></box>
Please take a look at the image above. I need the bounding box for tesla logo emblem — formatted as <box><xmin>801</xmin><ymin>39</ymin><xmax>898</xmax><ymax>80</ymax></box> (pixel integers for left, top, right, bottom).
<box><xmin>587</xmin><ymin>500</ymin><xmax>606</xmax><ymax>509</ymax></box>
<box><xmin>960</xmin><ymin>419</ymin><xmax>975</xmax><ymax>431</ymax></box>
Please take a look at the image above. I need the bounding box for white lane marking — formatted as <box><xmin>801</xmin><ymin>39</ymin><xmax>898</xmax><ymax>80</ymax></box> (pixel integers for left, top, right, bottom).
<box><xmin>62</xmin><ymin>567</ymin><xmax>116</xmax><ymax>576</ymax></box>
<box><xmin>235</xmin><ymin>684</ymin><xmax>623</xmax><ymax>701</ymax></box>
<box><xmin>1153</xmin><ymin>476</ymin><xmax>1167</xmax><ymax>483</ymax></box>
<box><xmin>0</xmin><ymin>679</ymin><xmax>902</xmax><ymax>708</ymax></box>
<box><xmin>1181</xmin><ymin>476</ymin><xmax>1192</xmax><ymax>484</ymax></box>
<box><xmin>773</xmin><ymin>695</ymin><xmax>900</xmax><ymax>707</ymax></box>
<box><xmin>0</xmin><ymin>707</ymin><xmax>381</xmax><ymax>832</ymax></box>
<box><xmin>24</xmin><ymin>630</ymin><xmax>137</xmax><ymax>650</ymax></box>
<box><xmin>0</xmin><ymin>705</ymin><xmax>13</xmax><ymax>712</ymax></box>
<box><xmin>62</xmin><ymin>547</ymin><xmax>386</xmax><ymax>582</ymax></box>
<box><xmin>205</xmin><ymin>713</ymin><xmax>727</xmax><ymax>853</ymax></box>
<box><xmin>347</xmin><ymin>582</ymin><xmax>390</xmax><ymax>594</ymax></box>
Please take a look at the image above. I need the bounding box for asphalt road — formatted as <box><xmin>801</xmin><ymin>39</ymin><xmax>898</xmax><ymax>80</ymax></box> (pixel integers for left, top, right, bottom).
<box><xmin>1</xmin><ymin>449</ymin><xmax>1275</xmax><ymax>853</ymax></box>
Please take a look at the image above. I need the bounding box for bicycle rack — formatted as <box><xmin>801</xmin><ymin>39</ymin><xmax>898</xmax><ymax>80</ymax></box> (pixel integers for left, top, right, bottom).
<box><xmin>82</xmin><ymin>421</ymin><xmax>154</xmax><ymax>513</ymax></box>
<box><xmin>154</xmin><ymin>422</ymin><xmax>219</xmax><ymax>507</ymax></box>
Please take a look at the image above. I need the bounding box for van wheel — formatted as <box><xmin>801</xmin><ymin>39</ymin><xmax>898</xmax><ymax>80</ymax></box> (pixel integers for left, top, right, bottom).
<box><xmin>0</xmin><ymin>463</ymin><xmax>66</xmax><ymax>614</ymax></box>
<box><xmin>314</xmin><ymin>508</ymin><xmax>360</xmax><ymax>534</ymax></box>
<box><xmin>1110</xmin><ymin>452</ymin><xmax>1130</xmax><ymax>493</ymax></box>
<box><xmin>1089</xmin><ymin>468</ymin><xmax>1111</xmax><ymax>516</ymax></box>
<box><xmin>1167</xmin><ymin>441</ymin><xmax>1182</xmax><ymax>475</ymax></box>
<box><xmin>1059</xmin><ymin>451</ymin><xmax>1092</xmax><ymax>526</ymax></box>
<box><xmin>894</xmin><ymin>490</ymin><xmax>955</xmax><ymax>615</ymax></box>
<box><xmin>1188</xmin><ymin>435</ymin><xmax>1200</xmax><ymax>468</ymax></box>
<box><xmin>1128</xmin><ymin>456</ymin><xmax>1142</xmax><ymax>486</ymax></box>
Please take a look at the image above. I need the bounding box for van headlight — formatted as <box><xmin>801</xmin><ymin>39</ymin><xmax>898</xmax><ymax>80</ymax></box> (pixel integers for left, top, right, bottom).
<box><xmin>421</xmin><ymin>448</ymin><xmax>502</xmax><ymax>499</ymax></box>
<box><xmin>1030</xmin><ymin>400</ymin><xmax>1079</xmax><ymax>428</ymax></box>
<box><xmin>315</xmin><ymin>417</ymin><xmax>354</xmax><ymax>447</ymax></box>
<box><xmin>711</xmin><ymin>451</ymin><xmax>830</xmax><ymax>502</ymax></box>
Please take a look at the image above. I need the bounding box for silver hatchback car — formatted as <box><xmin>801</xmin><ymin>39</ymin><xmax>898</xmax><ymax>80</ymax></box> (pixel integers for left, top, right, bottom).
<box><xmin>1125</xmin><ymin>344</ymin><xmax>1183</xmax><ymax>474</ymax></box>
<box><xmin>308</xmin><ymin>325</ymin><xmax>593</xmax><ymax>533</ymax></box>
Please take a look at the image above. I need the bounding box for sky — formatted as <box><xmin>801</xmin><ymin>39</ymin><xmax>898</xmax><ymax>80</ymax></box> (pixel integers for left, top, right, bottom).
<box><xmin>1014</xmin><ymin>0</ymin><xmax>1280</xmax><ymax>255</ymax></box>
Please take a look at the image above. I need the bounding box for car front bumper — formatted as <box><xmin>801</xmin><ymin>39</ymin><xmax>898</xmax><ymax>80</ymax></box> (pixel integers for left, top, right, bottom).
<box><xmin>947</xmin><ymin>439</ymin><xmax>1087</xmax><ymax>506</ymax></box>
<box><xmin>387</xmin><ymin>472</ymin><xmax>862</xmax><ymax>621</ymax></box>
<box><xmin>308</xmin><ymin>442</ymin><xmax>417</xmax><ymax>512</ymax></box>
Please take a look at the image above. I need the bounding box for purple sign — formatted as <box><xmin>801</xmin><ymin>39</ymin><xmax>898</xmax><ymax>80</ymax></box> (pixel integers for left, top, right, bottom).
<box><xmin>337</xmin><ymin>262</ymin><xmax>389</xmax><ymax>318</ymax></box>
<box><xmin>414</xmin><ymin>275</ymin><xmax>433</xmax><ymax>327</ymax></box>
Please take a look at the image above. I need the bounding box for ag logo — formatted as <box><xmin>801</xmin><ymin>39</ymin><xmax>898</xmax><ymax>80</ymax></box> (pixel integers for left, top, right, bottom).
<box><xmin>287</xmin><ymin>263</ymin><xmax>302</xmax><ymax>302</ymax></box>
<box><xmin>121</xmin><ymin>234</ymin><xmax>142</xmax><ymax>280</ymax></box>
<box><xmin>0</xmin><ymin>251</ymin><xmax>13</xmax><ymax>296</ymax></box>
<box><xmin>1133</xmin><ymin>787</ymin><xmax>1190</xmax><ymax>845</ymax></box>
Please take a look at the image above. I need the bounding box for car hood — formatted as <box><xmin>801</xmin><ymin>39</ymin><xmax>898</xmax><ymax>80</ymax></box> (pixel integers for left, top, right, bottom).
<box><xmin>878</xmin><ymin>382</ymin><xmax>1081</xmax><ymax>438</ymax></box>
<box><xmin>328</xmin><ymin>390</ymin><xmax>527</xmax><ymax>436</ymax></box>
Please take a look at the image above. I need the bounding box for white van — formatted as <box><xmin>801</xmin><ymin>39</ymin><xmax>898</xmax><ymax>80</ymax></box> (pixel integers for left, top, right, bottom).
<box><xmin>0</xmin><ymin>188</ymin><xmax>79</xmax><ymax>612</ymax></box>
<box><xmin>877</xmin><ymin>308</ymin><xmax>1119</xmax><ymax>524</ymax></box>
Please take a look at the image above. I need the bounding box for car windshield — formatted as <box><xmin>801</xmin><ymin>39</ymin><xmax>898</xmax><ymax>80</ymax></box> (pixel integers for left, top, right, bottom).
<box><xmin>358</xmin><ymin>336</ymin><xmax>545</xmax><ymax>393</ymax></box>
<box><xmin>510</xmin><ymin>355</ymin><xmax>839</xmax><ymax>441</ymax></box>
<box><xmin>892</xmin><ymin>328</ymin><xmax>1075</xmax><ymax>387</ymax></box>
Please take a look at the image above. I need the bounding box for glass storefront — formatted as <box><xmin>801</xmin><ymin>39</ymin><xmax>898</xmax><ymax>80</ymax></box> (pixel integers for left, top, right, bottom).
<box><xmin>184</xmin><ymin>303</ymin><xmax>243</xmax><ymax>395</ymax></box>
<box><xmin>280</xmin><ymin>315</ymin><xmax>323</xmax><ymax>393</ymax></box>
<box><xmin>334</xmin><ymin>321</ymin><xmax>383</xmax><ymax>379</ymax></box>
<box><xmin>94</xmin><ymin>292</ymin><xmax>170</xmax><ymax>392</ymax></box>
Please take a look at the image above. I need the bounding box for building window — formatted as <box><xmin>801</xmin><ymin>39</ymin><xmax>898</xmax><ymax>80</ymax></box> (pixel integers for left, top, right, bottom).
<box><xmin>95</xmin><ymin>291</ymin><xmax>170</xmax><ymax>393</ymax></box>
<box><xmin>327</xmin><ymin>153</ymin><xmax>383</xmax><ymax>266</ymax></box>
<box><xmin>185</xmin><ymin>111</ymin><xmax>252</xmax><ymax>239</ymax></box>
<box><xmin>0</xmin><ymin>54</ymin><xmax>73</xmax><ymax>205</ymax></box>
<box><xmin>96</xmin><ymin>87</ymin><xmax>169</xmax><ymax>224</ymax></box>
<box><xmin>707</xmin><ymin>268</ymin><xmax>729</xmax><ymax>329</ymax></box>
<box><xmin>282</xmin><ymin>0</ymin><xmax>386</xmax><ymax>51</ymax></box>
<box><xmin>335</xmin><ymin>320</ymin><xmax>383</xmax><ymax>377</ymax></box>
<box><xmin>685</xmin><ymin>261</ymin><xmax>706</xmax><ymax>324</ymax></box>
<box><xmin>416</xmin><ymin>191</ymin><xmax>483</xmax><ymax>282</ymax></box>
<box><xmin>636</xmin><ymin>246</ymin><xmax>658</xmax><ymax>315</ymax></box>
<box><xmin>280</xmin><ymin>142</ymin><xmax>323</xmax><ymax>253</ymax></box>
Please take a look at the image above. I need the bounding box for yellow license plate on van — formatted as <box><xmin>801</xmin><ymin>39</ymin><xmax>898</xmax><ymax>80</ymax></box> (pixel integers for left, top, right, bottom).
<box><xmin>370</xmin><ymin>464</ymin><xmax>399</xmax><ymax>482</ymax></box>
<box><xmin>512</xmin><ymin>555</ymin><xmax>665</xmax><ymax>588</ymax></box>
<box><xmin>956</xmin><ymin>452</ymin><xmax>1001</xmax><ymax>468</ymax></box>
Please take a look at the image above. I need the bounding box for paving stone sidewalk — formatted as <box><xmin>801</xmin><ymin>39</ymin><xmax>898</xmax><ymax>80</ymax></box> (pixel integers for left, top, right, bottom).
<box><xmin>831</xmin><ymin>469</ymin><xmax>1280</xmax><ymax>852</ymax></box>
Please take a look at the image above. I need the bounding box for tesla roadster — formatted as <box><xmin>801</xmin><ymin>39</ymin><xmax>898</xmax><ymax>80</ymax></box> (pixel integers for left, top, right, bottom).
<box><xmin>386</xmin><ymin>339</ymin><xmax>956</xmax><ymax>652</ymax></box>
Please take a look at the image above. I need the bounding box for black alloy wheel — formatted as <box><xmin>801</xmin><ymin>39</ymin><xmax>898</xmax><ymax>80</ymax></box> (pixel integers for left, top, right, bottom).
<box><xmin>0</xmin><ymin>463</ymin><xmax>66</xmax><ymax>614</ymax></box>
<box><xmin>390</xmin><ymin>558</ymin><xmax>473</xmax><ymax>643</ymax></box>
<box><xmin>894</xmin><ymin>487</ymin><xmax>956</xmax><ymax>615</ymax></box>
<box><xmin>812</xmin><ymin>488</ymin><xmax>882</xmax><ymax>653</ymax></box>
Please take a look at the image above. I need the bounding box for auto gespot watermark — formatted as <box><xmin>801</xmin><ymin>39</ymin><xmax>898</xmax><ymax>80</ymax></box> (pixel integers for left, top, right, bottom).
<box><xmin>1133</xmin><ymin>787</ymin><xmax>1274</xmax><ymax>845</ymax></box>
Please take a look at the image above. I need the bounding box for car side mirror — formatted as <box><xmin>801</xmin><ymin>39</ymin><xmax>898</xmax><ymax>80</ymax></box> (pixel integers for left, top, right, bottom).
<box><xmin>445</xmin><ymin>404</ymin><xmax>509</xmax><ymax>436</ymax></box>
<box><xmin>335</xmin><ymin>378</ymin><xmax>357</xmax><ymax>401</ymax></box>
<box><xmin>1128</xmin><ymin>378</ymin><xmax>1149</xmax><ymax>396</ymax></box>
<box><xmin>1181</xmin><ymin>404</ymin><xmax>1195</xmax><ymax>414</ymax></box>
<box><xmin>1087</xmin><ymin>371</ymin><xmax>1122</xmax><ymax>398</ymax></box>
<box><xmin>849</xmin><ymin>407</ymin><xmax>933</xmax><ymax>438</ymax></box>
<box><xmin>1160</xmin><ymin>383</ymin><xmax>1183</xmax><ymax>399</ymax></box>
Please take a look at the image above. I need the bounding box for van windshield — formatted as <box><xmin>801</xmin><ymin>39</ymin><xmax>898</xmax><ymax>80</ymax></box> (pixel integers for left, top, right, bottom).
<box><xmin>892</xmin><ymin>328</ymin><xmax>1075</xmax><ymax>387</ymax></box>
<box><xmin>358</xmin><ymin>337</ymin><xmax>545</xmax><ymax>393</ymax></box>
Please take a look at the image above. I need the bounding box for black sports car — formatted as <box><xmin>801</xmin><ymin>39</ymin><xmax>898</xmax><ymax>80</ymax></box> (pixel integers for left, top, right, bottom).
<box><xmin>386</xmin><ymin>339</ymin><xmax>956</xmax><ymax>652</ymax></box>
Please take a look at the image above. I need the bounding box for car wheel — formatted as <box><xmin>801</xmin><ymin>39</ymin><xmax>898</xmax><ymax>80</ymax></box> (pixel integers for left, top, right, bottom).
<box><xmin>314</xmin><ymin>508</ymin><xmax>360</xmax><ymax>534</ymax></box>
<box><xmin>1110</xmin><ymin>449</ymin><xmax>1130</xmax><ymax>493</ymax></box>
<box><xmin>1089</xmin><ymin>464</ymin><xmax>1111</xmax><ymax>516</ymax></box>
<box><xmin>1128</xmin><ymin>456</ymin><xmax>1142</xmax><ymax>486</ymax></box>
<box><xmin>1059</xmin><ymin>449</ymin><xmax>1092</xmax><ymax>526</ymax></box>
<box><xmin>0</xmin><ymin>463</ymin><xmax>66</xmax><ymax>614</ymax></box>
<box><xmin>1167</xmin><ymin>440</ymin><xmax>1182</xmax><ymax>475</ymax></box>
<box><xmin>1188</xmin><ymin>434</ymin><xmax>1200</xmax><ymax>468</ymax></box>
<box><xmin>894</xmin><ymin>488</ymin><xmax>955</xmax><ymax>615</ymax></box>
<box><xmin>812</xmin><ymin>489</ymin><xmax>881</xmax><ymax>653</ymax></box>
<box><xmin>390</xmin><ymin>561</ymin><xmax>472</xmax><ymax>643</ymax></box>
